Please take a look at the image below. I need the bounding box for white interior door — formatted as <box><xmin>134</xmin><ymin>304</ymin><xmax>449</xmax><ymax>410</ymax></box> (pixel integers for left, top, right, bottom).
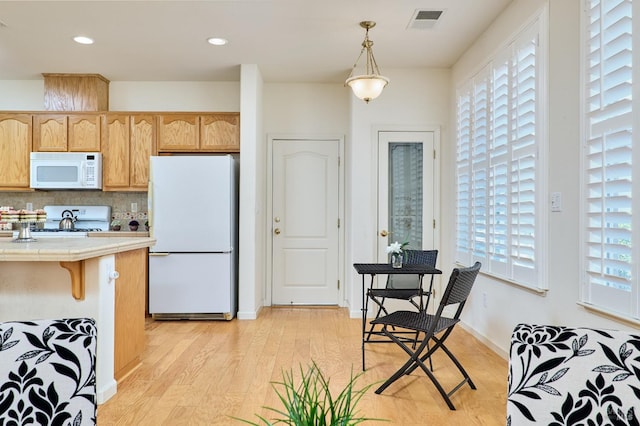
<box><xmin>377</xmin><ymin>131</ymin><xmax>437</xmax><ymax>261</ymax></box>
<box><xmin>271</xmin><ymin>139</ymin><xmax>340</xmax><ymax>305</ymax></box>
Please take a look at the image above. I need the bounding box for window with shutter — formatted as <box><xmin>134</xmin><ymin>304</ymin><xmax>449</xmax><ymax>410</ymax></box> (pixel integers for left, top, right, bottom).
<box><xmin>581</xmin><ymin>0</ymin><xmax>637</xmax><ymax>319</ymax></box>
<box><xmin>455</xmin><ymin>9</ymin><xmax>547</xmax><ymax>290</ymax></box>
<box><xmin>456</xmin><ymin>85</ymin><xmax>472</xmax><ymax>262</ymax></box>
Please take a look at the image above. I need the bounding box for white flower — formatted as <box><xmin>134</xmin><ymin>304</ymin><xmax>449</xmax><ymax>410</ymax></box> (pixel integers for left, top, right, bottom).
<box><xmin>386</xmin><ymin>241</ymin><xmax>403</xmax><ymax>254</ymax></box>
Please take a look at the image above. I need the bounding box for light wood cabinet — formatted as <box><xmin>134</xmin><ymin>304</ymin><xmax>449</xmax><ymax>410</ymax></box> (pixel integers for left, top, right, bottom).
<box><xmin>200</xmin><ymin>113</ymin><xmax>240</xmax><ymax>152</ymax></box>
<box><xmin>43</xmin><ymin>73</ymin><xmax>109</xmax><ymax>112</ymax></box>
<box><xmin>130</xmin><ymin>115</ymin><xmax>155</xmax><ymax>188</ymax></box>
<box><xmin>33</xmin><ymin>114</ymin><xmax>67</xmax><ymax>151</ymax></box>
<box><xmin>158</xmin><ymin>113</ymin><xmax>239</xmax><ymax>152</ymax></box>
<box><xmin>102</xmin><ymin>115</ymin><xmax>130</xmax><ymax>188</ymax></box>
<box><xmin>33</xmin><ymin>113</ymin><xmax>101</xmax><ymax>152</ymax></box>
<box><xmin>157</xmin><ymin>114</ymin><xmax>198</xmax><ymax>151</ymax></box>
<box><xmin>114</xmin><ymin>248</ymin><xmax>147</xmax><ymax>381</ymax></box>
<box><xmin>103</xmin><ymin>114</ymin><xmax>155</xmax><ymax>191</ymax></box>
<box><xmin>0</xmin><ymin>114</ymin><xmax>32</xmax><ymax>190</ymax></box>
<box><xmin>68</xmin><ymin>114</ymin><xmax>101</xmax><ymax>151</ymax></box>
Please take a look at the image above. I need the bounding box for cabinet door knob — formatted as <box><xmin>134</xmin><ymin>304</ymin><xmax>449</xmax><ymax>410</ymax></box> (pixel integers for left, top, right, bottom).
<box><xmin>274</xmin><ymin>228</ymin><xmax>281</xmax><ymax>235</ymax></box>
<box><xmin>380</xmin><ymin>230</ymin><xmax>389</xmax><ymax>237</ymax></box>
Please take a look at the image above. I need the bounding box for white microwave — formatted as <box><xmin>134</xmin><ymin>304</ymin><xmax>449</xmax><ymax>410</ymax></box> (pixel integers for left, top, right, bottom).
<box><xmin>30</xmin><ymin>152</ymin><xmax>102</xmax><ymax>190</ymax></box>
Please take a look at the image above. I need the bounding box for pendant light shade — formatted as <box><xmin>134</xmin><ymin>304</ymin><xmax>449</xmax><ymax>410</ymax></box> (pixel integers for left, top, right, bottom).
<box><xmin>345</xmin><ymin>21</ymin><xmax>389</xmax><ymax>103</ymax></box>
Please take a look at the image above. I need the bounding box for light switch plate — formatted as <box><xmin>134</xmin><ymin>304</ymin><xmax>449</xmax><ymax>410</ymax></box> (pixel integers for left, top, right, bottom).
<box><xmin>551</xmin><ymin>192</ymin><xmax>561</xmax><ymax>212</ymax></box>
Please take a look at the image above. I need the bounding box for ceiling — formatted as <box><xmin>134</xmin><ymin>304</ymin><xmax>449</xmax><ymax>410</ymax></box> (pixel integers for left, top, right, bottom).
<box><xmin>0</xmin><ymin>0</ymin><xmax>512</xmax><ymax>83</ymax></box>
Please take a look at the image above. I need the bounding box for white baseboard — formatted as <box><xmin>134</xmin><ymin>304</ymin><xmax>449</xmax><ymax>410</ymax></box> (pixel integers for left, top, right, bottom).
<box><xmin>237</xmin><ymin>305</ymin><xmax>263</xmax><ymax>320</ymax></box>
<box><xmin>97</xmin><ymin>379</ymin><xmax>117</xmax><ymax>405</ymax></box>
<box><xmin>459</xmin><ymin>322</ymin><xmax>509</xmax><ymax>360</ymax></box>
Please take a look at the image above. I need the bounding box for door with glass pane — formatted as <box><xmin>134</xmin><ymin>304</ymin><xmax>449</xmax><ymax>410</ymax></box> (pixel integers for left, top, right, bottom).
<box><xmin>377</xmin><ymin>131</ymin><xmax>437</xmax><ymax>295</ymax></box>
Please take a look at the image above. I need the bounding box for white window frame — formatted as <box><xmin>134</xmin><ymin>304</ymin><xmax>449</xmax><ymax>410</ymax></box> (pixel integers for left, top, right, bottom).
<box><xmin>455</xmin><ymin>7</ymin><xmax>549</xmax><ymax>291</ymax></box>
<box><xmin>580</xmin><ymin>0</ymin><xmax>639</xmax><ymax>321</ymax></box>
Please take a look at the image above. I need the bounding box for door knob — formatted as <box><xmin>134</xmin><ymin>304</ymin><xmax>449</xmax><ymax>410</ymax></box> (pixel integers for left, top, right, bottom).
<box><xmin>274</xmin><ymin>228</ymin><xmax>281</xmax><ymax>235</ymax></box>
<box><xmin>380</xmin><ymin>230</ymin><xmax>389</xmax><ymax>237</ymax></box>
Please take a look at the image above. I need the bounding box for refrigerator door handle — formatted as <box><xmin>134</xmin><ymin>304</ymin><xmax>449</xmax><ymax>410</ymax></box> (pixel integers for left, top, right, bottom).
<box><xmin>149</xmin><ymin>252</ymin><xmax>170</xmax><ymax>256</ymax></box>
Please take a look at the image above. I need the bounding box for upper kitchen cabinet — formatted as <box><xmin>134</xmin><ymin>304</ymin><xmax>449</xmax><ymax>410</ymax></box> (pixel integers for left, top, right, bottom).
<box><xmin>43</xmin><ymin>73</ymin><xmax>110</xmax><ymax>112</ymax></box>
<box><xmin>200</xmin><ymin>113</ymin><xmax>240</xmax><ymax>152</ymax></box>
<box><xmin>157</xmin><ymin>113</ymin><xmax>239</xmax><ymax>153</ymax></box>
<box><xmin>33</xmin><ymin>114</ymin><xmax>66</xmax><ymax>151</ymax></box>
<box><xmin>0</xmin><ymin>114</ymin><xmax>32</xmax><ymax>190</ymax></box>
<box><xmin>102</xmin><ymin>114</ymin><xmax>155</xmax><ymax>191</ymax></box>
<box><xmin>130</xmin><ymin>115</ymin><xmax>155</xmax><ymax>188</ymax></box>
<box><xmin>33</xmin><ymin>113</ymin><xmax>101</xmax><ymax>152</ymax></box>
<box><xmin>157</xmin><ymin>114</ymin><xmax>198</xmax><ymax>151</ymax></box>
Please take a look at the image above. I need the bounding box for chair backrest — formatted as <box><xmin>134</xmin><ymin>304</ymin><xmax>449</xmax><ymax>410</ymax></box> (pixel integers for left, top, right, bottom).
<box><xmin>387</xmin><ymin>249</ymin><xmax>438</xmax><ymax>289</ymax></box>
<box><xmin>0</xmin><ymin>318</ymin><xmax>97</xmax><ymax>426</ymax></box>
<box><xmin>434</xmin><ymin>261</ymin><xmax>481</xmax><ymax>318</ymax></box>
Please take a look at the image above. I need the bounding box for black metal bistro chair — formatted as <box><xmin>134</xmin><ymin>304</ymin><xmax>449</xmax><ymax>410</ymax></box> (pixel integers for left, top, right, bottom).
<box><xmin>365</xmin><ymin>249</ymin><xmax>438</xmax><ymax>344</ymax></box>
<box><xmin>371</xmin><ymin>261</ymin><xmax>481</xmax><ymax>410</ymax></box>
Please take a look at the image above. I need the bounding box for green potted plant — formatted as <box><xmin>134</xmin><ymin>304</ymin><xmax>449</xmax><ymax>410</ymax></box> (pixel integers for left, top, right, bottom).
<box><xmin>110</xmin><ymin>219</ymin><xmax>121</xmax><ymax>231</ymax></box>
<box><xmin>232</xmin><ymin>361</ymin><xmax>385</xmax><ymax>425</ymax></box>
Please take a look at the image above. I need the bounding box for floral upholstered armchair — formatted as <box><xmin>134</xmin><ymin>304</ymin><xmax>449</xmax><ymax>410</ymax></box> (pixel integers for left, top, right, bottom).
<box><xmin>507</xmin><ymin>323</ymin><xmax>640</xmax><ymax>425</ymax></box>
<box><xmin>0</xmin><ymin>318</ymin><xmax>97</xmax><ymax>426</ymax></box>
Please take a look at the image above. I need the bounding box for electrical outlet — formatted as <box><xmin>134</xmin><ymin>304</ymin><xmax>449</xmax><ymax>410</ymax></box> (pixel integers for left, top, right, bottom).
<box><xmin>131</xmin><ymin>202</ymin><xmax>138</xmax><ymax>213</ymax></box>
<box><xmin>551</xmin><ymin>192</ymin><xmax>562</xmax><ymax>212</ymax></box>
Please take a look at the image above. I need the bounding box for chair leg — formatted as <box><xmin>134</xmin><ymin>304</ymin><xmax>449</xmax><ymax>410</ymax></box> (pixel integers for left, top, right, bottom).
<box><xmin>376</xmin><ymin>326</ymin><xmax>472</xmax><ymax>410</ymax></box>
<box><xmin>437</xmin><ymin>340</ymin><xmax>476</xmax><ymax>390</ymax></box>
<box><xmin>365</xmin><ymin>297</ymin><xmax>389</xmax><ymax>341</ymax></box>
<box><xmin>374</xmin><ymin>331</ymin><xmax>455</xmax><ymax>407</ymax></box>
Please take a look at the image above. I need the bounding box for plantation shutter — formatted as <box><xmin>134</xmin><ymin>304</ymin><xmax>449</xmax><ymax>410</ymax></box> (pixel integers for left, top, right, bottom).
<box><xmin>455</xmin><ymin>11</ymin><xmax>546</xmax><ymax>289</ymax></box>
<box><xmin>489</xmin><ymin>53</ymin><xmax>510</xmax><ymax>277</ymax></box>
<box><xmin>471</xmin><ymin>68</ymin><xmax>490</xmax><ymax>264</ymax></box>
<box><xmin>583</xmin><ymin>0</ymin><xmax>636</xmax><ymax>316</ymax></box>
<box><xmin>509</xmin><ymin>24</ymin><xmax>539</xmax><ymax>284</ymax></box>
<box><xmin>456</xmin><ymin>83</ymin><xmax>472</xmax><ymax>265</ymax></box>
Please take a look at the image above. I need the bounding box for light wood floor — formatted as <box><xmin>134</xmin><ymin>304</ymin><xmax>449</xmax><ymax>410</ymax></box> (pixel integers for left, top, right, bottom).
<box><xmin>98</xmin><ymin>307</ymin><xmax>507</xmax><ymax>425</ymax></box>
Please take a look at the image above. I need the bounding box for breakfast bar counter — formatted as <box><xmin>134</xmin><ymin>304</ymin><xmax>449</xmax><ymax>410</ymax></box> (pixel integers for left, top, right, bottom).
<box><xmin>0</xmin><ymin>236</ymin><xmax>156</xmax><ymax>404</ymax></box>
<box><xmin>0</xmin><ymin>236</ymin><xmax>155</xmax><ymax>261</ymax></box>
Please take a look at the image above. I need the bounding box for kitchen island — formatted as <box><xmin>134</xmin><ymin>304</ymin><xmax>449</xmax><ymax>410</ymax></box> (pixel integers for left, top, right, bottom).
<box><xmin>0</xmin><ymin>236</ymin><xmax>155</xmax><ymax>404</ymax></box>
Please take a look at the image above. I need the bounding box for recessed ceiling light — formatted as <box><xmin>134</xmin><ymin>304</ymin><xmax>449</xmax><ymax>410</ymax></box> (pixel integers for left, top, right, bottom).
<box><xmin>73</xmin><ymin>36</ymin><xmax>94</xmax><ymax>45</ymax></box>
<box><xmin>207</xmin><ymin>37</ymin><xmax>228</xmax><ymax>46</ymax></box>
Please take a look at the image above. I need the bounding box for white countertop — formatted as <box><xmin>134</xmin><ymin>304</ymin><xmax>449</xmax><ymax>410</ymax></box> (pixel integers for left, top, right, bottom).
<box><xmin>0</xmin><ymin>236</ymin><xmax>156</xmax><ymax>261</ymax></box>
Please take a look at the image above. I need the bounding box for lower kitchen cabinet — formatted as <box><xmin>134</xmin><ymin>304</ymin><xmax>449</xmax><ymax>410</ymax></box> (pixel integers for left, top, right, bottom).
<box><xmin>114</xmin><ymin>248</ymin><xmax>147</xmax><ymax>381</ymax></box>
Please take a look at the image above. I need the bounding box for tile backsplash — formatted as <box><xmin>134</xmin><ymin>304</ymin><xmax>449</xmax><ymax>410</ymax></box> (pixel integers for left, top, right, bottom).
<box><xmin>0</xmin><ymin>191</ymin><xmax>148</xmax><ymax>222</ymax></box>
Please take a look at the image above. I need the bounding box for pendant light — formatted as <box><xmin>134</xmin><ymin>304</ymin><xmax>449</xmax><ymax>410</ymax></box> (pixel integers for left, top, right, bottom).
<box><xmin>345</xmin><ymin>21</ymin><xmax>389</xmax><ymax>103</ymax></box>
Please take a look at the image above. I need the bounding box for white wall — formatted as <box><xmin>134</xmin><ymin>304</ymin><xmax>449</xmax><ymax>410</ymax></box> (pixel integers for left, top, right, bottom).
<box><xmin>263</xmin><ymin>83</ymin><xmax>350</xmax><ymax>135</ymax></box>
<box><xmin>0</xmin><ymin>80</ymin><xmax>240</xmax><ymax>112</ymax></box>
<box><xmin>0</xmin><ymin>80</ymin><xmax>45</xmax><ymax>110</ymax></box>
<box><xmin>110</xmin><ymin>81</ymin><xmax>240</xmax><ymax>111</ymax></box>
<box><xmin>237</xmin><ymin>64</ymin><xmax>265</xmax><ymax>319</ymax></box>
<box><xmin>449</xmin><ymin>0</ymin><xmax>634</xmax><ymax>359</ymax></box>
<box><xmin>347</xmin><ymin>67</ymin><xmax>450</xmax><ymax>315</ymax></box>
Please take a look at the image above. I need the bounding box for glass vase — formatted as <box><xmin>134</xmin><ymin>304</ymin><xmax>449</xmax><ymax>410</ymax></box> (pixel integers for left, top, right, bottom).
<box><xmin>391</xmin><ymin>252</ymin><xmax>403</xmax><ymax>268</ymax></box>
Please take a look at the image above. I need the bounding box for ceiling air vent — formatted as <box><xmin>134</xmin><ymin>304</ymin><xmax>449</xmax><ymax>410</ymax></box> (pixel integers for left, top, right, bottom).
<box><xmin>408</xmin><ymin>9</ymin><xmax>444</xmax><ymax>30</ymax></box>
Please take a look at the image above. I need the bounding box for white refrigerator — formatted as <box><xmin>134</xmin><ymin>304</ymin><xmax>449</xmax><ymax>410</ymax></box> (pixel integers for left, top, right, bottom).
<box><xmin>148</xmin><ymin>155</ymin><xmax>238</xmax><ymax>320</ymax></box>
